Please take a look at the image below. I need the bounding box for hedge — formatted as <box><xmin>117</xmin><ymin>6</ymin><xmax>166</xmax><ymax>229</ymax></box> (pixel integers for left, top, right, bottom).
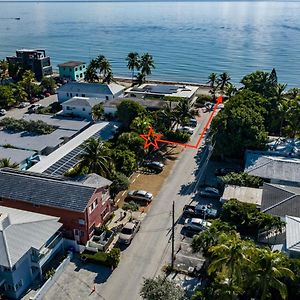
<box><xmin>81</xmin><ymin>248</ymin><xmax>121</xmax><ymax>268</ymax></box>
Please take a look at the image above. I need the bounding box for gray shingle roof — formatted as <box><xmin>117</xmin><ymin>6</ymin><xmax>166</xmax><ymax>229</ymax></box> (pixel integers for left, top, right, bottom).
<box><xmin>261</xmin><ymin>183</ymin><xmax>300</xmax><ymax>218</ymax></box>
<box><xmin>58</xmin><ymin>82</ymin><xmax>124</xmax><ymax>96</ymax></box>
<box><xmin>286</xmin><ymin>215</ymin><xmax>300</xmax><ymax>252</ymax></box>
<box><xmin>0</xmin><ymin>168</ymin><xmax>111</xmax><ymax>212</ymax></box>
<box><xmin>244</xmin><ymin>151</ymin><xmax>300</xmax><ymax>184</ymax></box>
<box><xmin>62</xmin><ymin>97</ymin><xmax>105</xmax><ymax>108</ymax></box>
<box><xmin>0</xmin><ymin>206</ymin><xmax>62</xmax><ymax>268</ymax></box>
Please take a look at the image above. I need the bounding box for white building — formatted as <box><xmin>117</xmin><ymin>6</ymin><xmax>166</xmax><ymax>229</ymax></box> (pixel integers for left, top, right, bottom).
<box><xmin>57</xmin><ymin>82</ymin><xmax>125</xmax><ymax>103</ymax></box>
<box><xmin>61</xmin><ymin>97</ymin><xmax>106</xmax><ymax>120</ymax></box>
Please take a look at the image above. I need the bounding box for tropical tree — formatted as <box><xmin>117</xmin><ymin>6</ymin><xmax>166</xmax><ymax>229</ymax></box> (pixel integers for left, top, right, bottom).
<box><xmin>130</xmin><ymin>115</ymin><xmax>153</xmax><ymax>134</ymax></box>
<box><xmin>0</xmin><ymin>85</ymin><xmax>15</xmax><ymax>107</ymax></box>
<box><xmin>0</xmin><ymin>158</ymin><xmax>18</xmax><ymax>168</ymax></box>
<box><xmin>126</xmin><ymin>52</ymin><xmax>140</xmax><ymax>82</ymax></box>
<box><xmin>78</xmin><ymin>137</ymin><xmax>113</xmax><ymax>177</ymax></box>
<box><xmin>0</xmin><ymin>59</ymin><xmax>8</xmax><ymax>84</ymax></box>
<box><xmin>98</xmin><ymin>57</ymin><xmax>112</xmax><ymax>82</ymax></box>
<box><xmin>13</xmin><ymin>83</ymin><xmax>28</xmax><ymax>103</ymax></box>
<box><xmin>207</xmin><ymin>72</ymin><xmax>218</xmax><ymax>101</ymax></box>
<box><xmin>140</xmin><ymin>276</ymin><xmax>187</xmax><ymax>300</ymax></box>
<box><xmin>92</xmin><ymin>103</ymin><xmax>104</xmax><ymax>121</ymax></box>
<box><xmin>217</xmin><ymin>72</ymin><xmax>231</xmax><ymax>91</ymax></box>
<box><xmin>103</xmin><ymin>69</ymin><xmax>113</xmax><ymax>84</ymax></box>
<box><xmin>85</xmin><ymin>59</ymin><xmax>98</xmax><ymax>82</ymax></box>
<box><xmin>117</xmin><ymin>131</ymin><xmax>146</xmax><ymax>157</ymax></box>
<box><xmin>20</xmin><ymin>70</ymin><xmax>35</xmax><ymax>100</ymax></box>
<box><xmin>40</xmin><ymin>77</ymin><xmax>56</xmax><ymax>94</ymax></box>
<box><xmin>112</xmin><ymin>147</ymin><xmax>137</xmax><ymax>176</ymax></box>
<box><xmin>224</xmin><ymin>83</ymin><xmax>237</xmax><ymax>99</ymax></box>
<box><xmin>140</xmin><ymin>53</ymin><xmax>155</xmax><ymax>78</ymax></box>
<box><xmin>284</xmin><ymin>99</ymin><xmax>300</xmax><ymax>138</ymax></box>
<box><xmin>174</xmin><ymin>99</ymin><xmax>193</xmax><ymax>126</ymax></box>
<box><xmin>208</xmin><ymin>232</ymin><xmax>253</xmax><ymax>299</ymax></box>
<box><xmin>116</xmin><ymin>99</ymin><xmax>146</xmax><ymax>128</ymax></box>
<box><xmin>287</xmin><ymin>87</ymin><xmax>300</xmax><ymax>99</ymax></box>
<box><xmin>135</xmin><ymin>72</ymin><xmax>146</xmax><ymax>85</ymax></box>
<box><xmin>252</xmin><ymin>248</ymin><xmax>294</xmax><ymax>300</ymax></box>
<box><xmin>8</xmin><ymin>61</ymin><xmax>25</xmax><ymax>81</ymax></box>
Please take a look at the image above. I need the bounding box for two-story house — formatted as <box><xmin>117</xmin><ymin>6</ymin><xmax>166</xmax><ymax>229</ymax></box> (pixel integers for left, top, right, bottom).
<box><xmin>0</xmin><ymin>168</ymin><xmax>112</xmax><ymax>245</ymax></box>
<box><xmin>58</xmin><ymin>61</ymin><xmax>87</xmax><ymax>81</ymax></box>
<box><xmin>0</xmin><ymin>206</ymin><xmax>63</xmax><ymax>300</ymax></box>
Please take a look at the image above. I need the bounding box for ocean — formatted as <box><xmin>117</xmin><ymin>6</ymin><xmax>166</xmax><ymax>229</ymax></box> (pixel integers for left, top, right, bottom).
<box><xmin>0</xmin><ymin>1</ymin><xmax>300</xmax><ymax>87</ymax></box>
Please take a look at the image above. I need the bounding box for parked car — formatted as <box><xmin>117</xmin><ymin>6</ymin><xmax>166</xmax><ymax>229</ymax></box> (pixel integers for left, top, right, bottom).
<box><xmin>199</xmin><ymin>186</ymin><xmax>221</xmax><ymax>198</ymax></box>
<box><xmin>0</xmin><ymin>109</ymin><xmax>7</xmax><ymax>116</ymax></box>
<box><xmin>189</xmin><ymin>118</ymin><xmax>198</xmax><ymax>128</ymax></box>
<box><xmin>183</xmin><ymin>204</ymin><xmax>218</xmax><ymax>219</ymax></box>
<box><xmin>28</xmin><ymin>104</ymin><xmax>41</xmax><ymax>113</ymax></box>
<box><xmin>179</xmin><ymin>126</ymin><xmax>194</xmax><ymax>134</ymax></box>
<box><xmin>215</xmin><ymin>167</ymin><xmax>241</xmax><ymax>176</ymax></box>
<box><xmin>127</xmin><ymin>190</ymin><xmax>153</xmax><ymax>203</ymax></box>
<box><xmin>18</xmin><ymin>102</ymin><xmax>30</xmax><ymax>108</ymax></box>
<box><xmin>144</xmin><ymin>161</ymin><xmax>164</xmax><ymax>173</ymax></box>
<box><xmin>118</xmin><ymin>220</ymin><xmax>141</xmax><ymax>244</ymax></box>
<box><xmin>183</xmin><ymin>218</ymin><xmax>211</xmax><ymax>232</ymax></box>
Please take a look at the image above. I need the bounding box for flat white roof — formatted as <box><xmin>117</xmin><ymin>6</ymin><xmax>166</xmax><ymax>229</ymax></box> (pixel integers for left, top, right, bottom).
<box><xmin>0</xmin><ymin>147</ymin><xmax>35</xmax><ymax>164</ymax></box>
<box><xmin>222</xmin><ymin>184</ymin><xmax>263</xmax><ymax>206</ymax></box>
<box><xmin>29</xmin><ymin>122</ymin><xmax>110</xmax><ymax>173</ymax></box>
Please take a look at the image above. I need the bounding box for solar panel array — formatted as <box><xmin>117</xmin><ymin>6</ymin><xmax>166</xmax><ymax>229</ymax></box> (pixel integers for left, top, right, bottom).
<box><xmin>43</xmin><ymin>123</ymin><xmax>117</xmax><ymax>176</ymax></box>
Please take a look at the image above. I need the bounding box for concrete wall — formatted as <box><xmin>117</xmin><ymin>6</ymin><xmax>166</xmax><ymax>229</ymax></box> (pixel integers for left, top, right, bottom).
<box><xmin>59</xmin><ymin>64</ymin><xmax>86</xmax><ymax>81</ymax></box>
<box><xmin>58</xmin><ymin>91</ymin><xmax>113</xmax><ymax>103</ymax></box>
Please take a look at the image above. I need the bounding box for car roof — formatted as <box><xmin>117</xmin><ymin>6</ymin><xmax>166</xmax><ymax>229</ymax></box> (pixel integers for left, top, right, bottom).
<box><xmin>191</xmin><ymin>218</ymin><xmax>205</xmax><ymax>224</ymax></box>
<box><xmin>123</xmin><ymin>222</ymin><xmax>136</xmax><ymax>230</ymax></box>
<box><xmin>136</xmin><ymin>190</ymin><xmax>148</xmax><ymax>195</ymax></box>
<box><xmin>204</xmin><ymin>187</ymin><xmax>219</xmax><ymax>192</ymax></box>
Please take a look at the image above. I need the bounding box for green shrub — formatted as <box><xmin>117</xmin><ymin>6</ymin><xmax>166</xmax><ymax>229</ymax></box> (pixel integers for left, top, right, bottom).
<box><xmin>163</xmin><ymin>96</ymin><xmax>185</xmax><ymax>102</ymax></box>
<box><xmin>196</xmin><ymin>94</ymin><xmax>212</xmax><ymax>104</ymax></box>
<box><xmin>221</xmin><ymin>172</ymin><xmax>263</xmax><ymax>188</ymax></box>
<box><xmin>110</xmin><ymin>172</ymin><xmax>130</xmax><ymax>196</ymax></box>
<box><xmin>162</xmin><ymin>130</ymin><xmax>190</xmax><ymax>143</ymax></box>
<box><xmin>81</xmin><ymin>248</ymin><xmax>121</xmax><ymax>268</ymax></box>
<box><xmin>123</xmin><ymin>201</ymin><xmax>139</xmax><ymax>211</ymax></box>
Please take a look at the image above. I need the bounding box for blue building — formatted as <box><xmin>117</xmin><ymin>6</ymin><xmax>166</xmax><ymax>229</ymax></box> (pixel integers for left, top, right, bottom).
<box><xmin>58</xmin><ymin>61</ymin><xmax>87</xmax><ymax>81</ymax></box>
<box><xmin>0</xmin><ymin>206</ymin><xmax>63</xmax><ymax>299</ymax></box>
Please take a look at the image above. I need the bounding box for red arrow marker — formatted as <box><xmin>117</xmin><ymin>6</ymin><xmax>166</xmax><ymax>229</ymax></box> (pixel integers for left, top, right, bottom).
<box><xmin>140</xmin><ymin>96</ymin><xmax>222</xmax><ymax>149</ymax></box>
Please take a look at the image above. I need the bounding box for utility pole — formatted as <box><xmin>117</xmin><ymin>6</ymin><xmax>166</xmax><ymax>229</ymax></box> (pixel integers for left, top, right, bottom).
<box><xmin>171</xmin><ymin>201</ymin><xmax>175</xmax><ymax>269</ymax></box>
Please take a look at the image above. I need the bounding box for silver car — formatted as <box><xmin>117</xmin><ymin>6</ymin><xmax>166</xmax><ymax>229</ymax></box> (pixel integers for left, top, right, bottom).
<box><xmin>183</xmin><ymin>218</ymin><xmax>211</xmax><ymax>232</ymax></box>
<box><xmin>118</xmin><ymin>220</ymin><xmax>141</xmax><ymax>244</ymax></box>
<box><xmin>127</xmin><ymin>190</ymin><xmax>153</xmax><ymax>203</ymax></box>
<box><xmin>199</xmin><ymin>187</ymin><xmax>221</xmax><ymax>198</ymax></box>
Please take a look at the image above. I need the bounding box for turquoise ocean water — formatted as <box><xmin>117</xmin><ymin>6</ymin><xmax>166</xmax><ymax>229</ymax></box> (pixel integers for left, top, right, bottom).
<box><xmin>0</xmin><ymin>1</ymin><xmax>300</xmax><ymax>86</ymax></box>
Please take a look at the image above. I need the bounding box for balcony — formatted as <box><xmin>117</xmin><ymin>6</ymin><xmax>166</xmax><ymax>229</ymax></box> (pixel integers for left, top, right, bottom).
<box><xmin>31</xmin><ymin>233</ymin><xmax>63</xmax><ymax>267</ymax></box>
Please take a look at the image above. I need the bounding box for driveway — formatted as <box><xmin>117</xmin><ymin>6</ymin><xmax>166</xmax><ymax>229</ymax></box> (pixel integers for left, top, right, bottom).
<box><xmin>45</xmin><ymin>110</ymin><xmax>214</xmax><ymax>300</ymax></box>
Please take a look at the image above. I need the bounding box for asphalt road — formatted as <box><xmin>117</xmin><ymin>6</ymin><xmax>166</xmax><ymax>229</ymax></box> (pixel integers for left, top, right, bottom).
<box><xmin>0</xmin><ymin>94</ymin><xmax>58</xmax><ymax>120</ymax></box>
<box><xmin>98</xmin><ymin>110</ymin><xmax>212</xmax><ymax>300</ymax></box>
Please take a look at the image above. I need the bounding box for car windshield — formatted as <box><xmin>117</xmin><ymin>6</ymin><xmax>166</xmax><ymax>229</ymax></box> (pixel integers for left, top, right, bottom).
<box><xmin>121</xmin><ymin>228</ymin><xmax>133</xmax><ymax>235</ymax></box>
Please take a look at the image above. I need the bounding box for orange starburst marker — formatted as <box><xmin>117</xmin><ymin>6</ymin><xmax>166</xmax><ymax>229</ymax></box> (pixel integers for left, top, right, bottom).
<box><xmin>139</xmin><ymin>127</ymin><xmax>162</xmax><ymax>149</ymax></box>
<box><xmin>140</xmin><ymin>96</ymin><xmax>223</xmax><ymax>150</ymax></box>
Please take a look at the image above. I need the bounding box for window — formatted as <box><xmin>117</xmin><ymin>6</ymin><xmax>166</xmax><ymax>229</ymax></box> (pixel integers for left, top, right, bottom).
<box><xmin>75</xmin><ymin>68</ymin><xmax>78</xmax><ymax>71</ymax></box>
<box><xmin>106</xmin><ymin>96</ymin><xmax>109</xmax><ymax>100</ymax></box>
<box><xmin>74</xmin><ymin>229</ymin><xmax>79</xmax><ymax>236</ymax></box>
<box><xmin>80</xmin><ymin>231</ymin><xmax>85</xmax><ymax>237</ymax></box>
<box><xmin>76</xmin><ymin>93</ymin><xmax>78</xmax><ymax>96</ymax></box>
<box><xmin>67</xmin><ymin>92</ymin><xmax>69</xmax><ymax>97</ymax></box>
<box><xmin>33</xmin><ymin>204</ymin><xmax>40</xmax><ymax>208</ymax></box>
<box><xmin>79</xmin><ymin>66</ymin><xmax>82</xmax><ymax>70</ymax></box>
<box><xmin>15</xmin><ymin>280</ymin><xmax>23</xmax><ymax>290</ymax></box>
<box><xmin>82</xmin><ymin>108</ymin><xmax>85</xmax><ymax>111</ymax></box>
<box><xmin>78</xmin><ymin>219</ymin><xmax>85</xmax><ymax>225</ymax></box>
<box><xmin>80</xmin><ymin>73</ymin><xmax>83</xmax><ymax>78</ymax></box>
<box><xmin>90</xmin><ymin>198</ymin><xmax>98</xmax><ymax>213</ymax></box>
<box><xmin>69</xmin><ymin>68</ymin><xmax>72</xmax><ymax>72</ymax></box>
<box><xmin>81</xmin><ymin>94</ymin><xmax>85</xmax><ymax>97</ymax></box>
<box><xmin>63</xmin><ymin>68</ymin><xmax>66</xmax><ymax>71</ymax></box>
<box><xmin>66</xmin><ymin>106</ymin><xmax>71</xmax><ymax>110</ymax></box>
<box><xmin>70</xmin><ymin>93</ymin><xmax>73</xmax><ymax>97</ymax></box>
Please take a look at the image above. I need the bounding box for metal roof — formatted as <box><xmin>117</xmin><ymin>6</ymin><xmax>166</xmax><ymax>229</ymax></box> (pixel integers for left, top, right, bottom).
<box><xmin>222</xmin><ymin>185</ymin><xmax>263</xmax><ymax>206</ymax></box>
<box><xmin>261</xmin><ymin>183</ymin><xmax>300</xmax><ymax>218</ymax></box>
<box><xmin>62</xmin><ymin>96</ymin><xmax>105</xmax><ymax>108</ymax></box>
<box><xmin>0</xmin><ymin>206</ymin><xmax>62</xmax><ymax>268</ymax></box>
<box><xmin>245</xmin><ymin>151</ymin><xmax>300</xmax><ymax>184</ymax></box>
<box><xmin>286</xmin><ymin>215</ymin><xmax>300</xmax><ymax>252</ymax></box>
<box><xmin>0</xmin><ymin>168</ymin><xmax>111</xmax><ymax>212</ymax></box>
<box><xmin>57</xmin><ymin>82</ymin><xmax>125</xmax><ymax>96</ymax></box>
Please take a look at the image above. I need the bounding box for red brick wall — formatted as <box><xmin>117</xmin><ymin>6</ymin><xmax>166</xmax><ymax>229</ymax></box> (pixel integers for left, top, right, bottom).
<box><xmin>0</xmin><ymin>187</ymin><xmax>112</xmax><ymax>244</ymax></box>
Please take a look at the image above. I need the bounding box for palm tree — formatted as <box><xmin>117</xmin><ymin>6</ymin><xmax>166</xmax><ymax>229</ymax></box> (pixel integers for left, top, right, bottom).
<box><xmin>98</xmin><ymin>57</ymin><xmax>112</xmax><ymax>81</ymax></box>
<box><xmin>273</xmin><ymin>83</ymin><xmax>287</xmax><ymax>103</ymax></box>
<box><xmin>84</xmin><ymin>65</ymin><xmax>98</xmax><ymax>83</ymax></box>
<box><xmin>103</xmin><ymin>69</ymin><xmax>113</xmax><ymax>84</ymax></box>
<box><xmin>208</xmin><ymin>233</ymin><xmax>252</xmax><ymax>299</ymax></box>
<box><xmin>253</xmin><ymin>248</ymin><xmax>294</xmax><ymax>300</ymax></box>
<box><xmin>130</xmin><ymin>115</ymin><xmax>152</xmax><ymax>134</ymax></box>
<box><xmin>217</xmin><ymin>72</ymin><xmax>231</xmax><ymax>91</ymax></box>
<box><xmin>92</xmin><ymin>103</ymin><xmax>104</xmax><ymax>121</ymax></box>
<box><xmin>140</xmin><ymin>53</ymin><xmax>155</xmax><ymax>78</ymax></box>
<box><xmin>0</xmin><ymin>158</ymin><xmax>18</xmax><ymax>168</ymax></box>
<box><xmin>126</xmin><ymin>52</ymin><xmax>140</xmax><ymax>82</ymax></box>
<box><xmin>79</xmin><ymin>138</ymin><xmax>113</xmax><ymax>177</ymax></box>
<box><xmin>161</xmin><ymin>101</ymin><xmax>174</xmax><ymax>130</ymax></box>
<box><xmin>207</xmin><ymin>72</ymin><xmax>218</xmax><ymax>89</ymax></box>
<box><xmin>287</xmin><ymin>87</ymin><xmax>300</xmax><ymax>99</ymax></box>
<box><xmin>136</xmin><ymin>72</ymin><xmax>146</xmax><ymax>85</ymax></box>
<box><xmin>20</xmin><ymin>70</ymin><xmax>35</xmax><ymax>100</ymax></box>
<box><xmin>174</xmin><ymin>99</ymin><xmax>193</xmax><ymax>127</ymax></box>
<box><xmin>224</xmin><ymin>83</ymin><xmax>237</xmax><ymax>99</ymax></box>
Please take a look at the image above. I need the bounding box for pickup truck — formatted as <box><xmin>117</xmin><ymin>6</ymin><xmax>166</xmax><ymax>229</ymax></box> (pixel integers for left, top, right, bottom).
<box><xmin>183</xmin><ymin>204</ymin><xmax>218</xmax><ymax>219</ymax></box>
